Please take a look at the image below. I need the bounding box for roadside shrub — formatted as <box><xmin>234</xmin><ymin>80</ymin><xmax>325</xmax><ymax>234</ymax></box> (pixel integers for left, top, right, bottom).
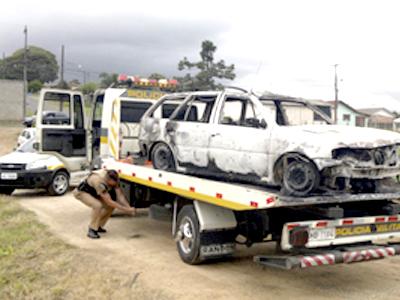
<box><xmin>28</xmin><ymin>80</ymin><xmax>43</xmax><ymax>93</ymax></box>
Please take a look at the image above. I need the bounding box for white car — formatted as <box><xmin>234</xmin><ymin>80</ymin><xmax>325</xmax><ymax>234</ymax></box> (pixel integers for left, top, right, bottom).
<box><xmin>0</xmin><ymin>151</ymin><xmax>69</xmax><ymax>196</ymax></box>
<box><xmin>139</xmin><ymin>91</ymin><xmax>400</xmax><ymax>196</ymax></box>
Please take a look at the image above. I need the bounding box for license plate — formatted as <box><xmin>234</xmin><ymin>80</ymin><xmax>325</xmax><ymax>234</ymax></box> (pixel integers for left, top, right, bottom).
<box><xmin>1</xmin><ymin>172</ymin><xmax>18</xmax><ymax>180</ymax></box>
<box><xmin>200</xmin><ymin>243</ymin><xmax>235</xmax><ymax>257</ymax></box>
<box><xmin>308</xmin><ymin>228</ymin><xmax>336</xmax><ymax>241</ymax></box>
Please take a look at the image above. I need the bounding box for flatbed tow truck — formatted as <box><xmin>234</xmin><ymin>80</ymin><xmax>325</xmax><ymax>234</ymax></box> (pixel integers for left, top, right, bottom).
<box><xmin>2</xmin><ymin>80</ymin><xmax>400</xmax><ymax>269</ymax></box>
<box><xmin>104</xmin><ymin>157</ymin><xmax>400</xmax><ymax>269</ymax></box>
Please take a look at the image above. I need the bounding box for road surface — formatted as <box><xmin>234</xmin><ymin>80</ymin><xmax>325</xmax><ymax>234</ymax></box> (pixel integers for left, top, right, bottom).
<box><xmin>14</xmin><ymin>190</ymin><xmax>400</xmax><ymax>300</ymax></box>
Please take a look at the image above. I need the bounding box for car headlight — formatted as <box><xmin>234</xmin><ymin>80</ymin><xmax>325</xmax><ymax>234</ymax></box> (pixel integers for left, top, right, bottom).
<box><xmin>26</xmin><ymin>160</ymin><xmax>47</xmax><ymax>170</ymax></box>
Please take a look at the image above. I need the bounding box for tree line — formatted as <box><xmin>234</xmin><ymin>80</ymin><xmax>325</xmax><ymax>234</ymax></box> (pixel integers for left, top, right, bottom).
<box><xmin>0</xmin><ymin>40</ymin><xmax>236</xmax><ymax>94</ymax></box>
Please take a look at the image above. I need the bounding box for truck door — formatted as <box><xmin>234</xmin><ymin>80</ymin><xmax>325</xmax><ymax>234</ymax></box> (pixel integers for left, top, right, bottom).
<box><xmin>90</xmin><ymin>91</ymin><xmax>104</xmax><ymax>160</ymax></box>
<box><xmin>36</xmin><ymin>89</ymin><xmax>88</xmax><ymax>172</ymax></box>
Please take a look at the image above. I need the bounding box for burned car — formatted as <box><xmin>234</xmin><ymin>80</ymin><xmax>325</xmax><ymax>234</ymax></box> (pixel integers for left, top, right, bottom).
<box><xmin>139</xmin><ymin>91</ymin><xmax>400</xmax><ymax>196</ymax></box>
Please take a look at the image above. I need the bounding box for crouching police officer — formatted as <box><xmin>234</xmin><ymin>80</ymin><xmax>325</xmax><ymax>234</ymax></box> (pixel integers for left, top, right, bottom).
<box><xmin>73</xmin><ymin>169</ymin><xmax>136</xmax><ymax>239</ymax></box>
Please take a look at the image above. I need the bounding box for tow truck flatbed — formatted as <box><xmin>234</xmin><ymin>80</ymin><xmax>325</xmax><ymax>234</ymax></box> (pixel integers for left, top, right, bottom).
<box><xmin>103</xmin><ymin>159</ymin><xmax>400</xmax><ymax>210</ymax></box>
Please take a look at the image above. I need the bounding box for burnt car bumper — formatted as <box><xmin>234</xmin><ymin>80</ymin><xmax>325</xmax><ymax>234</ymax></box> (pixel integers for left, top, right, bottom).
<box><xmin>0</xmin><ymin>168</ymin><xmax>55</xmax><ymax>189</ymax></box>
<box><xmin>323</xmin><ymin>164</ymin><xmax>400</xmax><ymax>179</ymax></box>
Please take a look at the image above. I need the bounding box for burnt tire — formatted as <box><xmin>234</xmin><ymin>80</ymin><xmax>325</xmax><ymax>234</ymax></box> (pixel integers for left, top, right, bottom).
<box><xmin>151</xmin><ymin>143</ymin><xmax>176</xmax><ymax>171</ymax></box>
<box><xmin>282</xmin><ymin>159</ymin><xmax>320</xmax><ymax>196</ymax></box>
<box><xmin>176</xmin><ymin>205</ymin><xmax>202</xmax><ymax>265</ymax></box>
<box><xmin>47</xmin><ymin>171</ymin><xmax>69</xmax><ymax>196</ymax></box>
<box><xmin>0</xmin><ymin>188</ymin><xmax>15</xmax><ymax>195</ymax></box>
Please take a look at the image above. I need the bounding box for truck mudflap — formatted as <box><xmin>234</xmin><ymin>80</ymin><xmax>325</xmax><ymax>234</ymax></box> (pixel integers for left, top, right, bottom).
<box><xmin>254</xmin><ymin>244</ymin><xmax>400</xmax><ymax>269</ymax></box>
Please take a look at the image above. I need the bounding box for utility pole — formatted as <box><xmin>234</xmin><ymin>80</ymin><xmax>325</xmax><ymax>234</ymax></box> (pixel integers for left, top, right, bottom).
<box><xmin>23</xmin><ymin>25</ymin><xmax>28</xmax><ymax>119</ymax></box>
<box><xmin>60</xmin><ymin>45</ymin><xmax>65</xmax><ymax>87</ymax></box>
<box><xmin>333</xmin><ymin>64</ymin><xmax>339</xmax><ymax>124</ymax></box>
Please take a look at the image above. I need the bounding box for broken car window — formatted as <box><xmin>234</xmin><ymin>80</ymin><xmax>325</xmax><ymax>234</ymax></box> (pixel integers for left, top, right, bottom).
<box><xmin>220</xmin><ymin>98</ymin><xmax>259</xmax><ymax>127</ymax></box>
<box><xmin>172</xmin><ymin>96</ymin><xmax>216</xmax><ymax>123</ymax></box>
<box><xmin>261</xmin><ymin>100</ymin><xmax>330</xmax><ymax>126</ymax></box>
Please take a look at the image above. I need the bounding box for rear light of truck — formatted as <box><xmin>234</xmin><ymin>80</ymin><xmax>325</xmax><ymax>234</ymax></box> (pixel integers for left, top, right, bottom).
<box><xmin>289</xmin><ymin>227</ymin><xmax>309</xmax><ymax>247</ymax></box>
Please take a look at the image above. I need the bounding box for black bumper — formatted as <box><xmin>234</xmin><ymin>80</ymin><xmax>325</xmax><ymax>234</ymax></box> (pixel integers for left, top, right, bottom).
<box><xmin>0</xmin><ymin>169</ymin><xmax>55</xmax><ymax>189</ymax></box>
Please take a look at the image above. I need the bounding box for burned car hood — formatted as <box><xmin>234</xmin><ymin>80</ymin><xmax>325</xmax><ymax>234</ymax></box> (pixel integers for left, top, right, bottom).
<box><xmin>273</xmin><ymin>125</ymin><xmax>400</xmax><ymax>158</ymax></box>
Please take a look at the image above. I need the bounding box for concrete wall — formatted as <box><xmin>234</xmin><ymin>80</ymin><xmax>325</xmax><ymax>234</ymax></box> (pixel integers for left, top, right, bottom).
<box><xmin>0</xmin><ymin>79</ymin><xmax>24</xmax><ymax>121</ymax></box>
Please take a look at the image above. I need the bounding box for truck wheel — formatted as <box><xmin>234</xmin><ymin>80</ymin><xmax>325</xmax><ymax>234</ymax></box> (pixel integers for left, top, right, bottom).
<box><xmin>48</xmin><ymin>171</ymin><xmax>69</xmax><ymax>196</ymax></box>
<box><xmin>0</xmin><ymin>188</ymin><xmax>15</xmax><ymax>195</ymax></box>
<box><xmin>151</xmin><ymin>143</ymin><xmax>176</xmax><ymax>171</ymax></box>
<box><xmin>176</xmin><ymin>205</ymin><xmax>202</xmax><ymax>264</ymax></box>
<box><xmin>282</xmin><ymin>159</ymin><xmax>319</xmax><ymax>196</ymax></box>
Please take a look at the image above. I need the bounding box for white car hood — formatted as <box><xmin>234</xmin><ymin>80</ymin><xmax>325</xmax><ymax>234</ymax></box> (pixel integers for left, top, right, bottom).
<box><xmin>273</xmin><ymin>125</ymin><xmax>400</xmax><ymax>158</ymax></box>
<box><xmin>0</xmin><ymin>151</ymin><xmax>53</xmax><ymax>164</ymax></box>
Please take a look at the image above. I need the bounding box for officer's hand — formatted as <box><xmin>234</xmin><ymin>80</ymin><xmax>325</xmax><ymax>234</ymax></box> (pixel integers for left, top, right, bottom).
<box><xmin>125</xmin><ymin>207</ymin><xmax>136</xmax><ymax>215</ymax></box>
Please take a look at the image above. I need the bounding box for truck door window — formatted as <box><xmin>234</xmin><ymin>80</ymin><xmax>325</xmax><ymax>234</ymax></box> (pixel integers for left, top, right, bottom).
<box><xmin>73</xmin><ymin>95</ymin><xmax>84</xmax><ymax>129</ymax></box>
<box><xmin>121</xmin><ymin>101</ymin><xmax>152</xmax><ymax>123</ymax></box>
<box><xmin>42</xmin><ymin>92</ymin><xmax>71</xmax><ymax>125</ymax></box>
<box><xmin>93</xmin><ymin>95</ymin><xmax>104</xmax><ymax>124</ymax></box>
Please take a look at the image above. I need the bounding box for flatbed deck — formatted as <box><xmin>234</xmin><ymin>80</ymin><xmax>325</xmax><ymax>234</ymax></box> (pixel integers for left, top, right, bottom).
<box><xmin>103</xmin><ymin>159</ymin><xmax>400</xmax><ymax>211</ymax></box>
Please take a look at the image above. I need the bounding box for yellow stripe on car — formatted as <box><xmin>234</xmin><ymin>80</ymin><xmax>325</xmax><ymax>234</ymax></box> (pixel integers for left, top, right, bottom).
<box><xmin>47</xmin><ymin>164</ymin><xmax>65</xmax><ymax>170</ymax></box>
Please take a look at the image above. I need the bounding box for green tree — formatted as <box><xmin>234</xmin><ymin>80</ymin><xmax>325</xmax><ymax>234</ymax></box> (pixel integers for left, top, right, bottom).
<box><xmin>80</xmin><ymin>82</ymin><xmax>98</xmax><ymax>95</ymax></box>
<box><xmin>2</xmin><ymin>46</ymin><xmax>58</xmax><ymax>83</ymax></box>
<box><xmin>28</xmin><ymin>80</ymin><xmax>43</xmax><ymax>93</ymax></box>
<box><xmin>99</xmin><ymin>72</ymin><xmax>118</xmax><ymax>88</ymax></box>
<box><xmin>177</xmin><ymin>40</ymin><xmax>235</xmax><ymax>91</ymax></box>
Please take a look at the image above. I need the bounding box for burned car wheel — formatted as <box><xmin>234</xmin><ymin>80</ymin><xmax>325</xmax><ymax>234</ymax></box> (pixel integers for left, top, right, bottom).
<box><xmin>151</xmin><ymin>143</ymin><xmax>176</xmax><ymax>171</ymax></box>
<box><xmin>282</xmin><ymin>160</ymin><xmax>320</xmax><ymax>196</ymax></box>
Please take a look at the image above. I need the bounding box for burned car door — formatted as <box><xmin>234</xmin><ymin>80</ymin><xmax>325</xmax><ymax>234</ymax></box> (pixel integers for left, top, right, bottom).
<box><xmin>208</xmin><ymin>95</ymin><xmax>271</xmax><ymax>179</ymax></box>
<box><xmin>166</xmin><ymin>94</ymin><xmax>218</xmax><ymax>169</ymax></box>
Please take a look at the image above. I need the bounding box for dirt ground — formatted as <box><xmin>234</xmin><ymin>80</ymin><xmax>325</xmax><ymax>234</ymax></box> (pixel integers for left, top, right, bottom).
<box><xmin>3</xmin><ymin>126</ymin><xmax>400</xmax><ymax>299</ymax></box>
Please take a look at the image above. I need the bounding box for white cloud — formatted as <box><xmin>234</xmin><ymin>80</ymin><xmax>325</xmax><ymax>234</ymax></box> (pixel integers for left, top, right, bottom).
<box><xmin>1</xmin><ymin>0</ymin><xmax>400</xmax><ymax>110</ymax></box>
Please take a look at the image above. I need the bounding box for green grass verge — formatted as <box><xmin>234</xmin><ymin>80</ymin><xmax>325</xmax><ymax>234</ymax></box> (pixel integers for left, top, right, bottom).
<box><xmin>0</xmin><ymin>196</ymin><xmax>75</xmax><ymax>299</ymax></box>
<box><xmin>0</xmin><ymin>196</ymin><xmax>167</xmax><ymax>300</ymax></box>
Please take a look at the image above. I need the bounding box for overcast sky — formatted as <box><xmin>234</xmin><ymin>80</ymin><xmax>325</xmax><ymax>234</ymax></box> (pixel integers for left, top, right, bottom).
<box><xmin>1</xmin><ymin>0</ymin><xmax>400</xmax><ymax>110</ymax></box>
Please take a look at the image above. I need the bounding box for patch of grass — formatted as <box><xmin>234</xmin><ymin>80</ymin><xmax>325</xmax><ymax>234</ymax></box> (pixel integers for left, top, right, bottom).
<box><xmin>0</xmin><ymin>196</ymin><xmax>168</xmax><ymax>300</ymax></box>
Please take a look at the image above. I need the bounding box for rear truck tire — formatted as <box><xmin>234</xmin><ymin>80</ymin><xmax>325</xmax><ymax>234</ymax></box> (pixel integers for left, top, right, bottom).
<box><xmin>47</xmin><ymin>171</ymin><xmax>69</xmax><ymax>196</ymax></box>
<box><xmin>176</xmin><ymin>205</ymin><xmax>202</xmax><ymax>264</ymax></box>
<box><xmin>282</xmin><ymin>159</ymin><xmax>320</xmax><ymax>196</ymax></box>
<box><xmin>151</xmin><ymin>143</ymin><xmax>176</xmax><ymax>171</ymax></box>
<box><xmin>0</xmin><ymin>188</ymin><xmax>15</xmax><ymax>195</ymax></box>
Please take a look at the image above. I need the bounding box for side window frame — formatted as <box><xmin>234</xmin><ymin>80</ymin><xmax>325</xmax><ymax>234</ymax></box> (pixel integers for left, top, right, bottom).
<box><xmin>73</xmin><ymin>95</ymin><xmax>84</xmax><ymax>129</ymax></box>
<box><xmin>39</xmin><ymin>91</ymin><xmax>73</xmax><ymax>129</ymax></box>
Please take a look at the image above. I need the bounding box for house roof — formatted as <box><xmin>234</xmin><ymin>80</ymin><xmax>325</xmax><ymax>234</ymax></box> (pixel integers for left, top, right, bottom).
<box><xmin>357</xmin><ymin>107</ymin><xmax>396</xmax><ymax>118</ymax></box>
<box><xmin>326</xmin><ymin>100</ymin><xmax>369</xmax><ymax>116</ymax></box>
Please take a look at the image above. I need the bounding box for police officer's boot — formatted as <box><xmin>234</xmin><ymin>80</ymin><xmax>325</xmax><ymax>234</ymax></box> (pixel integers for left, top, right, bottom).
<box><xmin>87</xmin><ymin>228</ymin><xmax>100</xmax><ymax>239</ymax></box>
